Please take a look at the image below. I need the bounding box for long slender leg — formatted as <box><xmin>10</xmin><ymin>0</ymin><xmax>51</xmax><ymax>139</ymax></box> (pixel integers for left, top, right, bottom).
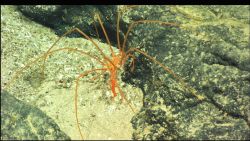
<box><xmin>116</xmin><ymin>5</ymin><xmax>140</xmax><ymax>53</ymax></box>
<box><xmin>42</xmin><ymin>27</ymin><xmax>115</xmax><ymax>79</ymax></box>
<box><xmin>74</xmin><ymin>68</ymin><xmax>108</xmax><ymax>140</ymax></box>
<box><xmin>89</xmin><ymin>70</ymin><xmax>106</xmax><ymax>82</ymax></box>
<box><xmin>126</xmin><ymin>47</ymin><xmax>205</xmax><ymax>101</ymax></box>
<box><xmin>3</xmin><ymin>51</ymin><xmax>47</xmax><ymax>89</ymax></box>
<box><xmin>95</xmin><ymin>14</ymin><xmax>115</xmax><ymax>57</ymax></box>
<box><xmin>93</xmin><ymin>18</ymin><xmax>101</xmax><ymax>41</ymax></box>
<box><xmin>3</xmin><ymin>47</ymin><xmax>104</xmax><ymax>90</ymax></box>
<box><xmin>122</xmin><ymin>53</ymin><xmax>136</xmax><ymax>72</ymax></box>
<box><xmin>116</xmin><ymin>82</ymin><xmax>136</xmax><ymax>113</ymax></box>
<box><xmin>118</xmin><ymin>13</ymin><xmax>203</xmax><ymax>100</ymax></box>
<box><xmin>116</xmin><ymin>8</ymin><xmax>122</xmax><ymax>52</ymax></box>
<box><xmin>122</xmin><ymin>20</ymin><xmax>180</xmax><ymax>52</ymax></box>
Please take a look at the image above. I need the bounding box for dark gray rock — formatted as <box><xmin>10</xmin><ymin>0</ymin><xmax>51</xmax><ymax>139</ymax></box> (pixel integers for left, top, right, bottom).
<box><xmin>17</xmin><ymin>5</ymin><xmax>120</xmax><ymax>45</ymax></box>
<box><xmin>121</xmin><ymin>5</ymin><xmax>250</xmax><ymax>140</ymax></box>
<box><xmin>1</xmin><ymin>90</ymin><xmax>71</xmax><ymax>140</ymax></box>
<box><xmin>18</xmin><ymin>5</ymin><xmax>62</xmax><ymax>27</ymax></box>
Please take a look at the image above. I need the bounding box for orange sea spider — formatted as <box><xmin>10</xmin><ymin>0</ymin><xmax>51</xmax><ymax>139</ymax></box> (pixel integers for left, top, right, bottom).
<box><xmin>3</xmin><ymin>6</ymin><xmax>204</xmax><ymax>139</ymax></box>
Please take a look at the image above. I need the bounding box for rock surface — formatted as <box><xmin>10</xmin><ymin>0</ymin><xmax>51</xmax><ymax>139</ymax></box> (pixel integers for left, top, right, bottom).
<box><xmin>123</xmin><ymin>5</ymin><xmax>250</xmax><ymax>140</ymax></box>
<box><xmin>1</xmin><ymin>5</ymin><xmax>143</xmax><ymax>140</ymax></box>
<box><xmin>3</xmin><ymin>5</ymin><xmax>250</xmax><ymax>140</ymax></box>
<box><xmin>1</xmin><ymin>90</ymin><xmax>71</xmax><ymax>140</ymax></box>
<box><xmin>18</xmin><ymin>5</ymin><xmax>120</xmax><ymax>44</ymax></box>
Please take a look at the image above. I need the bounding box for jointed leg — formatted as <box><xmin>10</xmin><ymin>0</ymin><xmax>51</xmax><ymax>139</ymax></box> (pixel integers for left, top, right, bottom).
<box><xmin>95</xmin><ymin>14</ymin><xmax>115</xmax><ymax>57</ymax></box>
<box><xmin>126</xmin><ymin>47</ymin><xmax>205</xmax><ymax>101</ymax></box>
<box><xmin>74</xmin><ymin>68</ymin><xmax>108</xmax><ymax>139</ymax></box>
<box><xmin>116</xmin><ymin>8</ymin><xmax>122</xmax><ymax>52</ymax></box>
<box><xmin>3</xmin><ymin>47</ymin><xmax>104</xmax><ymax>90</ymax></box>
<box><xmin>117</xmin><ymin>15</ymin><xmax>204</xmax><ymax>99</ymax></box>
<box><xmin>3</xmin><ymin>51</ymin><xmax>47</xmax><ymax>89</ymax></box>
<box><xmin>89</xmin><ymin>70</ymin><xmax>107</xmax><ymax>82</ymax></box>
<box><xmin>41</xmin><ymin>27</ymin><xmax>115</xmax><ymax>79</ymax></box>
<box><xmin>122</xmin><ymin>20</ymin><xmax>180</xmax><ymax>52</ymax></box>
<box><xmin>116</xmin><ymin>82</ymin><xmax>136</xmax><ymax>113</ymax></box>
<box><xmin>122</xmin><ymin>53</ymin><xmax>136</xmax><ymax>72</ymax></box>
<box><xmin>93</xmin><ymin>18</ymin><xmax>101</xmax><ymax>41</ymax></box>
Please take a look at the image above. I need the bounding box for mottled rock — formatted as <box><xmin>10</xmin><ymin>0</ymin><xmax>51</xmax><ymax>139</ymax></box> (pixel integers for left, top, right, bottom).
<box><xmin>15</xmin><ymin>5</ymin><xmax>250</xmax><ymax>140</ymax></box>
<box><xmin>17</xmin><ymin>5</ymin><xmax>120</xmax><ymax>44</ymax></box>
<box><xmin>1</xmin><ymin>90</ymin><xmax>71</xmax><ymax>140</ymax></box>
<box><xmin>18</xmin><ymin>5</ymin><xmax>62</xmax><ymax>27</ymax></box>
<box><xmin>122</xmin><ymin>5</ymin><xmax>250</xmax><ymax>140</ymax></box>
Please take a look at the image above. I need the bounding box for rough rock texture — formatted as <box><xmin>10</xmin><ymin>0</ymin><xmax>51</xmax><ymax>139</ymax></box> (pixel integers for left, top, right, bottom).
<box><xmin>18</xmin><ymin>5</ymin><xmax>121</xmax><ymax>45</ymax></box>
<box><xmin>11</xmin><ymin>5</ymin><xmax>250</xmax><ymax>140</ymax></box>
<box><xmin>123</xmin><ymin>5</ymin><xmax>250</xmax><ymax>140</ymax></box>
<box><xmin>1</xmin><ymin>5</ymin><xmax>143</xmax><ymax>140</ymax></box>
<box><xmin>1</xmin><ymin>90</ymin><xmax>71</xmax><ymax>140</ymax></box>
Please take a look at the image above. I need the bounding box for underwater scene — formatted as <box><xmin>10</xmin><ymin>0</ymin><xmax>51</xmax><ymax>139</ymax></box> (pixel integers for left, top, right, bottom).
<box><xmin>1</xmin><ymin>5</ymin><xmax>249</xmax><ymax>140</ymax></box>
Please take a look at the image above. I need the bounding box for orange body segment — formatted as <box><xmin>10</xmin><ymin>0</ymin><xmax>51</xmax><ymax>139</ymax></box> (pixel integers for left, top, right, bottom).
<box><xmin>110</xmin><ymin>71</ymin><xmax>118</xmax><ymax>97</ymax></box>
<box><xmin>108</xmin><ymin>55</ymin><xmax>122</xmax><ymax>98</ymax></box>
